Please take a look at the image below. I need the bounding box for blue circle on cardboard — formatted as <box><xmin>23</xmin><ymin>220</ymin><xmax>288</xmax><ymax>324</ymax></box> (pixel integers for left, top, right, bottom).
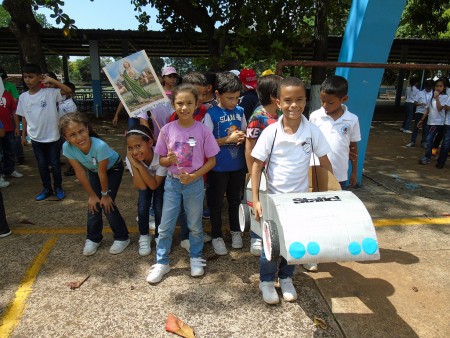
<box><xmin>307</xmin><ymin>242</ymin><xmax>320</xmax><ymax>255</ymax></box>
<box><xmin>289</xmin><ymin>242</ymin><xmax>306</xmax><ymax>259</ymax></box>
<box><xmin>348</xmin><ymin>242</ymin><xmax>362</xmax><ymax>255</ymax></box>
<box><xmin>362</xmin><ymin>238</ymin><xmax>378</xmax><ymax>255</ymax></box>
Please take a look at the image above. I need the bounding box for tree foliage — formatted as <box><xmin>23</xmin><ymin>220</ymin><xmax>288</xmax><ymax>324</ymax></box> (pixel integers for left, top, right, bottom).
<box><xmin>397</xmin><ymin>0</ymin><xmax>450</xmax><ymax>38</ymax></box>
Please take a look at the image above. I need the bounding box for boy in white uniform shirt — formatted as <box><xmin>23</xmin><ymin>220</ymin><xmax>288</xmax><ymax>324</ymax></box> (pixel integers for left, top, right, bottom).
<box><xmin>251</xmin><ymin>77</ymin><xmax>332</xmax><ymax>304</ymax></box>
<box><xmin>310</xmin><ymin>75</ymin><xmax>361</xmax><ymax>189</ymax></box>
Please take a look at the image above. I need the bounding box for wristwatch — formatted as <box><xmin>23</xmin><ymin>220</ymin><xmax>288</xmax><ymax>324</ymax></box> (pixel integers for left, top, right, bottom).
<box><xmin>101</xmin><ymin>190</ymin><xmax>111</xmax><ymax>196</ymax></box>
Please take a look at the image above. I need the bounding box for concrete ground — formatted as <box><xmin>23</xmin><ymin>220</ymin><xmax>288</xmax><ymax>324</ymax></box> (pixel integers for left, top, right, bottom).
<box><xmin>0</xmin><ymin>120</ymin><xmax>449</xmax><ymax>338</ymax></box>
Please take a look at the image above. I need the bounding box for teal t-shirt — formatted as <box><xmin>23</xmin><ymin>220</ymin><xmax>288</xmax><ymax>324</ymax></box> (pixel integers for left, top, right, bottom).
<box><xmin>62</xmin><ymin>137</ymin><xmax>119</xmax><ymax>173</ymax></box>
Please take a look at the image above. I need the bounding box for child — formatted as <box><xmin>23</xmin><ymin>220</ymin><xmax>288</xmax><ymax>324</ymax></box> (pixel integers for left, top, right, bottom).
<box><xmin>59</xmin><ymin>112</ymin><xmax>130</xmax><ymax>256</ymax></box>
<box><xmin>58</xmin><ymin>81</ymin><xmax>77</xmax><ymax>116</ymax></box>
<box><xmin>16</xmin><ymin>63</ymin><xmax>72</xmax><ymax>201</ymax></box>
<box><xmin>161</xmin><ymin>66</ymin><xmax>179</xmax><ymax>99</ymax></box>
<box><xmin>167</xmin><ymin>72</ymin><xmax>212</xmax><ymax>250</ymax></box>
<box><xmin>204</xmin><ymin>72</ymin><xmax>247</xmax><ymax>255</ymax></box>
<box><xmin>310</xmin><ymin>75</ymin><xmax>361</xmax><ymax>189</ymax></box>
<box><xmin>0</xmin><ymin>79</ymin><xmax>22</xmax><ymax>187</ymax></box>
<box><xmin>239</xmin><ymin>68</ymin><xmax>260</xmax><ymax>121</ymax></box>
<box><xmin>0</xmin><ymin>120</ymin><xmax>11</xmax><ymax>238</ymax></box>
<box><xmin>418</xmin><ymin>78</ymin><xmax>448</xmax><ymax>165</ymax></box>
<box><xmin>126</xmin><ymin>124</ymin><xmax>167</xmax><ymax>256</ymax></box>
<box><xmin>406</xmin><ymin>79</ymin><xmax>434</xmax><ymax>148</ymax></box>
<box><xmin>437</xmin><ymin>98</ymin><xmax>450</xmax><ymax>168</ymax></box>
<box><xmin>401</xmin><ymin>77</ymin><xmax>419</xmax><ymax>133</ymax></box>
<box><xmin>147</xmin><ymin>84</ymin><xmax>219</xmax><ymax>283</ymax></box>
<box><xmin>251</xmin><ymin>77</ymin><xmax>332</xmax><ymax>304</ymax></box>
<box><xmin>202</xmin><ymin>71</ymin><xmax>218</xmax><ymax>109</ymax></box>
<box><xmin>245</xmin><ymin>74</ymin><xmax>283</xmax><ymax>256</ymax></box>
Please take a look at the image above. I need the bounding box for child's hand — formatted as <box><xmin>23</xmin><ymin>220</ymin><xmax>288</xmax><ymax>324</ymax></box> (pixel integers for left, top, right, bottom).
<box><xmin>236</xmin><ymin>131</ymin><xmax>246</xmax><ymax>145</ymax></box>
<box><xmin>88</xmin><ymin>195</ymin><xmax>101</xmax><ymax>213</ymax></box>
<box><xmin>253</xmin><ymin>201</ymin><xmax>262</xmax><ymax>222</ymax></box>
<box><xmin>179</xmin><ymin>170</ymin><xmax>194</xmax><ymax>185</ymax></box>
<box><xmin>417</xmin><ymin>120</ymin><xmax>424</xmax><ymax>128</ymax></box>
<box><xmin>167</xmin><ymin>151</ymin><xmax>178</xmax><ymax>165</ymax></box>
<box><xmin>126</xmin><ymin>152</ymin><xmax>140</xmax><ymax>169</ymax></box>
<box><xmin>228</xmin><ymin>130</ymin><xmax>245</xmax><ymax>144</ymax></box>
<box><xmin>100</xmin><ymin>195</ymin><xmax>115</xmax><ymax>213</ymax></box>
<box><xmin>41</xmin><ymin>74</ymin><xmax>54</xmax><ymax>84</ymax></box>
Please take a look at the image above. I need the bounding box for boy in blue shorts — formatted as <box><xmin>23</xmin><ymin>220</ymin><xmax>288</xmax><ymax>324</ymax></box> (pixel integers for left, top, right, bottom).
<box><xmin>251</xmin><ymin>77</ymin><xmax>332</xmax><ymax>304</ymax></box>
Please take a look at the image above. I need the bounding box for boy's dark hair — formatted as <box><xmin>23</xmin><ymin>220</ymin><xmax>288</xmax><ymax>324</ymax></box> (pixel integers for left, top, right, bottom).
<box><xmin>320</xmin><ymin>75</ymin><xmax>348</xmax><ymax>98</ymax></box>
<box><xmin>203</xmin><ymin>72</ymin><xmax>216</xmax><ymax>90</ymax></box>
<box><xmin>182</xmin><ymin>72</ymin><xmax>208</xmax><ymax>87</ymax></box>
<box><xmin>277</xmin><ymin>77</ymin><xmax>306</xmax><ymax>98</ymax></box>
<box><xmin>171</xmin><ymin>83</ymin><xmax>199</xmax><ymax>104</ymax></box>
<box><xmin>63</xmin><ymin>81</ymin><xmax>76</xmax><ymax>93</ymax></box>
<box><xmin>423</xmin><ymin>79</ymin><xmax>434</xmax><ymax>89</ymax></box>
<box><xmin>126</xmin><ymin>124</ymin><xmax>154</xmax><ymax>143</ymax></box>
<box><xmin>0</xmin><ymin>67</ymin><xmax>7</xmax><ymax>80</ymax></box>
<box><xmin>22</xmin><ymin>63</ymin><xmax>42</xmax><ymax>75</ymax></box>
<box><xmin>257</xmin><ymin>74</ymin><xmax>283</xmax><ymax>106</ymax></box>
<box><xmin>216</xmin><ymin>72</ymin><xmax>242</xmax><ymax>94</ymax></box>
<box><xmin>47</xmin><ymin>72</ymin><xmax>58</xmax><ymax>80</ymax></box>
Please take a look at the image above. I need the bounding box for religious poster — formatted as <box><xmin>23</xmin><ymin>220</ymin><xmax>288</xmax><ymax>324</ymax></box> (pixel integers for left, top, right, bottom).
<box><xmin>103</xmin><ymin>50</ymin><xmax>169</xmax><ymax>118</ymax></box>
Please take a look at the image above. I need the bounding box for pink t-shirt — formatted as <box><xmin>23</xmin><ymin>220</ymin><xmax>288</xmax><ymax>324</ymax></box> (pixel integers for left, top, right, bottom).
<box><xmin>155</xmin><ymin>120</ymin><xmax>219</xmax><ymax>175</ymax></box>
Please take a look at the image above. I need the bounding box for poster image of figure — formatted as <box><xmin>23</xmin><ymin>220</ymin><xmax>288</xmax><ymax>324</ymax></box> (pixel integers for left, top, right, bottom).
<box><xmin>103</xmin><ymin>50</ymin><xmax>169</xmax><ymax>118</ymax></box>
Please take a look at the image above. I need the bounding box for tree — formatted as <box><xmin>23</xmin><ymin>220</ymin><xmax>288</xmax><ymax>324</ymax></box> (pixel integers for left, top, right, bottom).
<box><xmin>2</xmin><ymin>0</ymin><xmax>82</xmax><ymax>72</ymax></box>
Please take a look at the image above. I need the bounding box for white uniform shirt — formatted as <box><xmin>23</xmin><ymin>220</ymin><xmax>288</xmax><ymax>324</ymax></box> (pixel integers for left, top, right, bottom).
<box><xmin>309</xmin><ymin>105</ymin><xmax>361</xmax><ymax>182</ymax></box>
<box><xmin>251</xmin><ymin>115</ymin><xmax>330</xmax><ymax>194</ymax></box>
<box><xmin>58</xmin><ymin>97</ymin><xmax>77</xmax><ymax>117</ymax></box>
<box><xmin>125</xmin><ymin>147</ymin><xmax>168</xmax><ymax>178</ymax></box>
<box><xmin>16</xmin><ymin>88</ymin><xmax>62</xmax><ymax>142</ymax></box>
<box><xmin>427</xmin><ymin>94</ymin><xmax>448</xmax><ymax>126</ymax></box>
<box><xmin>414</xmin><ymin>90</ymin><xmax>432</xmax><ymax>114</ymax></box>
<box><xmin>405</xmin><ymin>85</ymin><xmax>419</xmax><ymax>103</ymax></box>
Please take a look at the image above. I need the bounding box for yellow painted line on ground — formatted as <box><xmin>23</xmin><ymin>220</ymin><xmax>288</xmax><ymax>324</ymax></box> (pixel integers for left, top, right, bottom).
<box><xmin>9</xmin><ymin>217</ymin><xmax>450</xmax><ymax>235</ymax></box>
<box><xmin>0</xmin><ymin>236</ymin><xmax>58</xmax><ymax>337</ymax></box>
<box><xmin>373</xmin><ymin>217</ymin><xmax>450</xmax><ymax>227</ymax></box>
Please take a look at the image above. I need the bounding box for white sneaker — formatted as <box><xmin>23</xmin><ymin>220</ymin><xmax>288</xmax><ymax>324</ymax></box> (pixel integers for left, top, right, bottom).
<box><xmin>138</xmin><ymin>235</ymin><xmax>151</xmax><ymax>256</ymax></box>
<box><xmin>231</xmin><ymin>231</ymin><xmax>243</xmax><ymax>249</ymax></box>
<box><xmin>405</xmin><ymin>142</ymin><xmax>415</xmax><ymax>147</ymax></box>
<box><xmin>109</xmin><ymin>239</ymin><xmax>130</xmax><ymax>254</ymax></box>
<box><xmin>250</xmin><ymin>238</ymin><xmax>262</xmax><ymax>256</ymax></box>
<box><xmin>259</xmin><ymin>281</ymin><xmax>279</xmax><ymax>304</ymax></box>
<box><xmin>303</xmin><ymin>263</ymin><xmax>318</xmax><ymax>272</ymax></box>
<box><xmin>203</xmin><ymin>232</ymin><xmax>212</xmax><ymax>243</ymax></box>
<box><xmin>146</xmin><ymin>263</ymin><xmax>170</xmax><ymax>283</ymax></box>
<box><xmin>403</xmin><ymin>130</ymin><xmax>413</xmax><ymax>134</ymax></box>
<box><xmin>279</xmin><ymin>277</ymin><xmax>297</xmax><ymax>302</ymax></box>
<box><xmin>212</xmin><ymin>237</ymin><xmax>228</xmax><ymax>255</ymax></box>
<box><xmin>190</xmin><ymin>257</ymin><xmax>206</xmax><ymax>277</ymax></box>
<box><xmin>0</xmin><ymin>180</ymin><xmax>10</xmax><ymax>188</ymax></box>
<box><xmin>83</xmin><ymin>239</ymin><xmax>101</xmax><ymax>256</ymax></box>
<box><xmin>9</xmin><ymin>170</ymin><xmax>23</xmax><ymax>178</ymax></box>
<box><xmin>180</xmin><ymin>239</ymin><xmax>190</xmax><ymax>253</ymax></box>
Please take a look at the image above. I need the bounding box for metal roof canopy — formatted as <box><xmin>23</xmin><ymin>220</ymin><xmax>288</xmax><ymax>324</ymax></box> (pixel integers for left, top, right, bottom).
<box><xmin>0</xmin><ymin>28</ymin><xmax>449</xmax><ymax>64</ymax></box>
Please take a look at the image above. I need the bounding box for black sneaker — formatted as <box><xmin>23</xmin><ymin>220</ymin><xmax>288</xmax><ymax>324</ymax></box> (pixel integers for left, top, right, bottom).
<box><xmin>435</xmin><ymin>163</ymin><xmax>444</xmax><ymax>169</ymax></box>
<box><xmin>0</xmin><ymin>230</ymin><xmax>12</xmax><ymax>238</ymax></box>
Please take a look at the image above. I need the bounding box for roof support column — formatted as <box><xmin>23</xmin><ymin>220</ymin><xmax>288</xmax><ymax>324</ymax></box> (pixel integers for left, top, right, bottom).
<box><xmin>62</xmin><ymin>54</ymin><xmax>69</xmax><ymax>82</ymax></box>
<box><xmin>395</xmin><ymin>45</ymin><xmax>408</xmax><ymax>107</ymax></box>
<box><xmin>89</xmin><ymin>40</ymin><xmax>102</xmax><ymax>117</ymax></box>
<box><xmin>335</xmin><ymin>0</ymin><xmax>406</xmax><ymax>185</ymax></box>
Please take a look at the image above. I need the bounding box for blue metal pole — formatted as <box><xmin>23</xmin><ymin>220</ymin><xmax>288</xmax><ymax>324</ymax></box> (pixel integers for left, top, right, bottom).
<box><xmin>336</xmin><ymin>0</ymin><xmax>407</xmax><ymax>185</ymax></box>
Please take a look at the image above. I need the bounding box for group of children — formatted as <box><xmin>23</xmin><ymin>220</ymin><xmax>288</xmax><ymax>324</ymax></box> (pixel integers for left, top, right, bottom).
<box><xmin>6</xmin><ymin>63</ymin><xmax>364</xmax><ymax>305</ymax></box>
<box><xmin>403</xmin><ymin>77</ymin><xmax>450</xmax><ymax>169</ymax></box>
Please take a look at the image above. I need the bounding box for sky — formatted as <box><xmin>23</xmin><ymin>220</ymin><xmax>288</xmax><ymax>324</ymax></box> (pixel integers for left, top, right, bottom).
<box><xmin>37</xmin><ymin>0</ymin><xmax>162</xmax><ymax>31</ymax></box>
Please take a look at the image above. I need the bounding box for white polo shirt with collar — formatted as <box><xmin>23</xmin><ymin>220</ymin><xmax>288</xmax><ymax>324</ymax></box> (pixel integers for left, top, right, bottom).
<box><xmin>309</xmin><ymin>105</ymin><xmax>361</xmax><ymax>182</ymax></box>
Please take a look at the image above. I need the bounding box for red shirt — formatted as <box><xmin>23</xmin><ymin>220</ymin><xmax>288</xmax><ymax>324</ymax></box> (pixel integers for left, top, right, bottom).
<box><xmin>0</xmin><ymin>91</ymin><xmax>17</xmax><ymax>131</ymax></box>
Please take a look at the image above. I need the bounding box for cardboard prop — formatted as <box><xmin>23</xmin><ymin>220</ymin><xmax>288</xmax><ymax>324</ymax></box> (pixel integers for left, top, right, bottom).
<box><xmin>240</xmin><ymin>166</ymin><xmax>380</xmax><ymax>263</ymax></box>
<box><xmin>103</xmin><ymin>50</ymin><xmax>170</xmax><ymax>118</ymax></box>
